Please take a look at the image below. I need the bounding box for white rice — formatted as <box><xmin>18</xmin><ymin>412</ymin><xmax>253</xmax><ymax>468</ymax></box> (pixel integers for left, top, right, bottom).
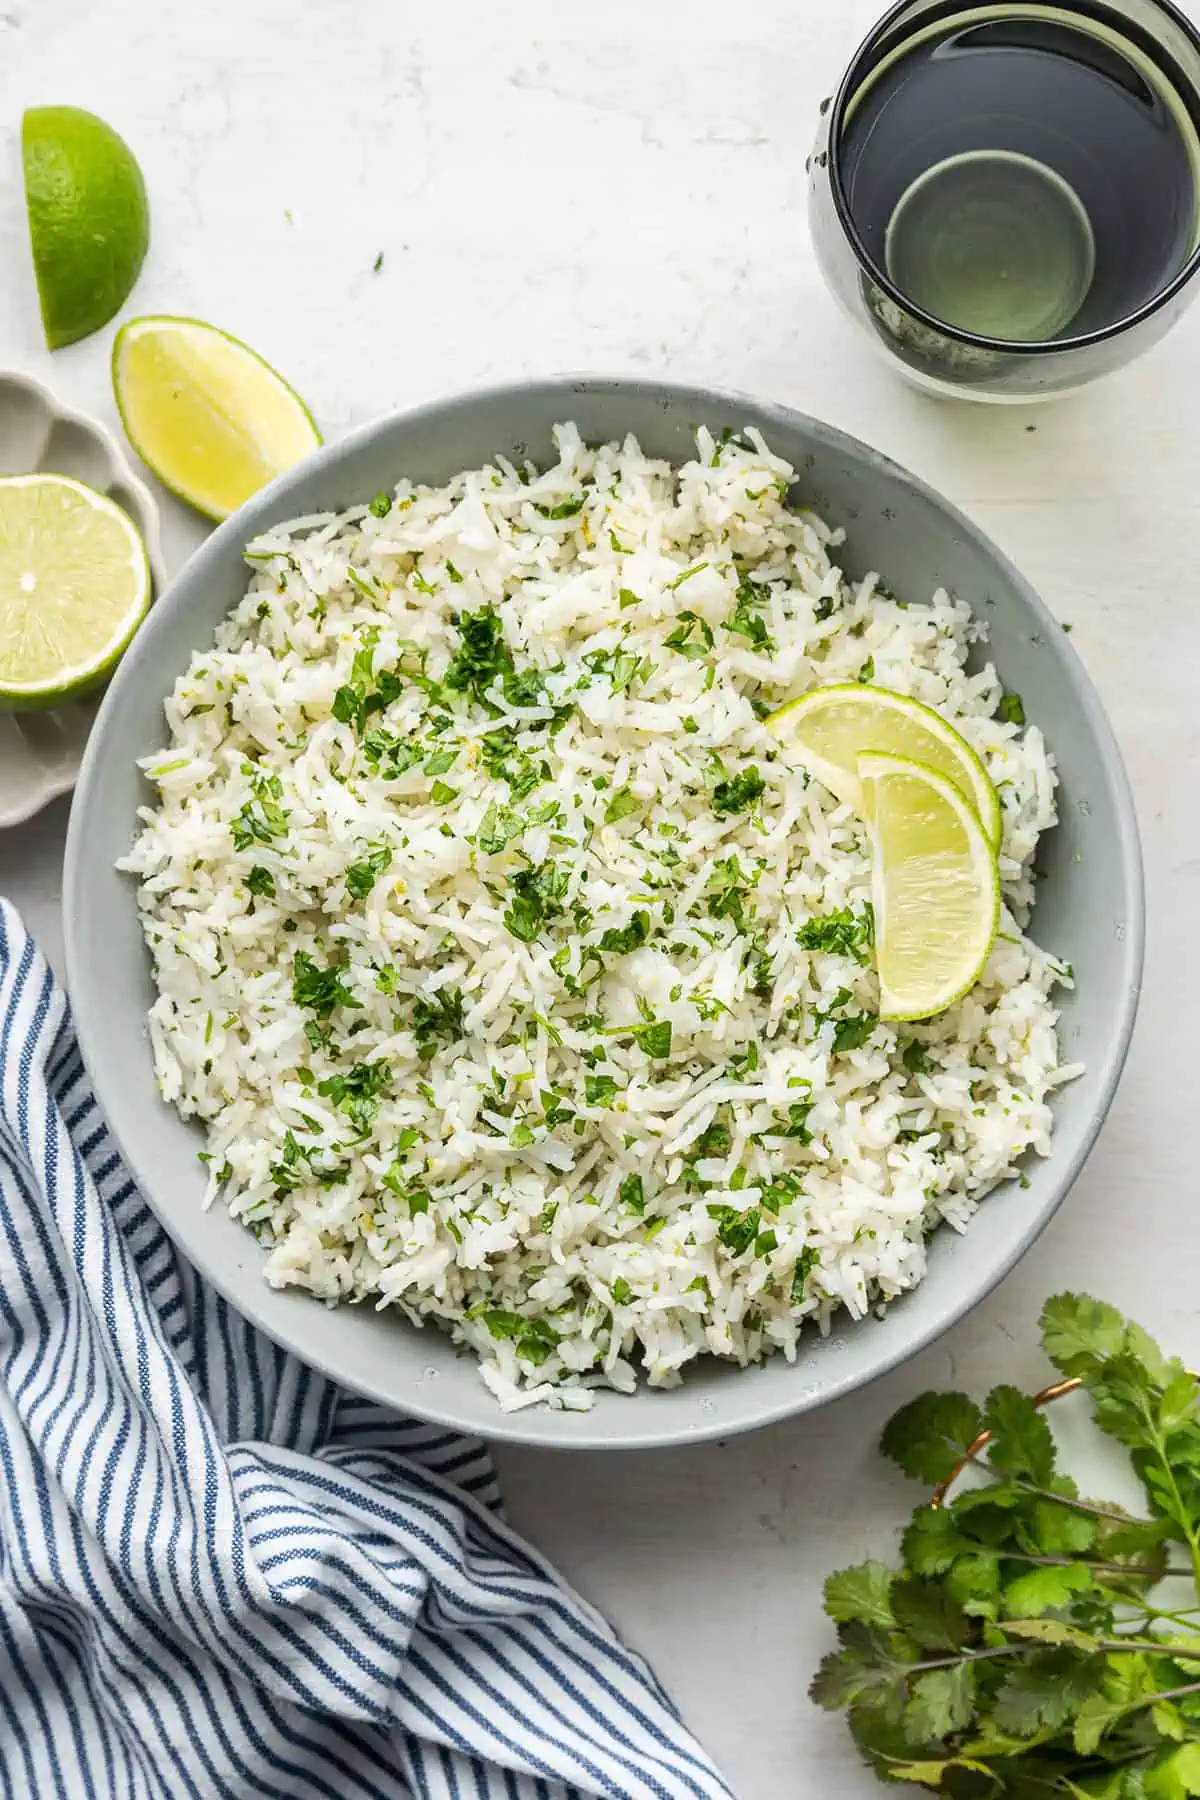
<box><xmin>123</xmin><ymin>423</ymin><xmax>1075</xmax><ymax>1411</ymax></box>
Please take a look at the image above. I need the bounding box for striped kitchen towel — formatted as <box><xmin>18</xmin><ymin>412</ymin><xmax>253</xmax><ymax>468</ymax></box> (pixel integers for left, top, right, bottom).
<box><xmin>0</xmin><ymin>904</ymin><xmax>732</xmax><ymax>1800</ymax></box>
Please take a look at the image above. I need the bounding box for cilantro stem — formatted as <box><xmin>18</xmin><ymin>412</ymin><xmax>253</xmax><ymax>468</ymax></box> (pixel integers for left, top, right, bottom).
<box><xmin>964</xmin><ymin>1452</ymin><xmax>1153</xmax><ymax>1526</ymax></box>
<box><xmin>1144</xmin><ymin>1412</ymin><xmax>1200</xmax><ymax>1592</ymax></box>
<box><xmin>1130</xmin><ymin>1679</ymin><xmax>1200</xmax><ymax>1709</ymax></box>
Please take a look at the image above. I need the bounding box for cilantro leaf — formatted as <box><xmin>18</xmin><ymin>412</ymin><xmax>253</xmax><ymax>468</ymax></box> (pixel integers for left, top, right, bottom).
<box><xmin>984</xmin><ymin>1385</ymin><xmax>1059</xmax><ymax>1486</ymax></box>
<box><xmin>903</xmin><ymin>1662</ymin><xmax>976</xmax><ymax>1745</ymax></box>
<box><xmin>880</xmin><ymin>1392</ymin><xmax>985</xmax><ymax>1484</ymax></box>
<box><xmin>823</xmin><ymin>1563</ymin><xmax>896</xmax><ymax>1630</ymax></box>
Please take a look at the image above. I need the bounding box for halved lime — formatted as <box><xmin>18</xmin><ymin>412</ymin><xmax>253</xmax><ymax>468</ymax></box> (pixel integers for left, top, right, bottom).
<box><xmin>22</xmin><ymin>106</ymin><xmax>149</xmax><ymax>350</ymax></box>
<box><xmin>766</xmin><ymin>682</ymin><xmax>1002</xmax><ymax>847</ymax></box>
<box><xmin>0</xmin><ymin>474</ymin><xmax>150</xmax><ymax>710</ymax></box>
<box><xmin>112</xmin><ymin>316</ymin><xmax>321</xmax><ymax>521</ymax></box>
<box><xmin>858</xmin><ymin>750</ymin><xmax>1000</xmax><ymax>1021</ymax></box>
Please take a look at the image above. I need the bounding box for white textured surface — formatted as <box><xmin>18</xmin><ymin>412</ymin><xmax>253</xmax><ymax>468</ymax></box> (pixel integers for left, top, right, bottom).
<box><xmin>1</xmin><ymin>1</ymin><xmax>1198</xmax><ymax>1793</ymax></box>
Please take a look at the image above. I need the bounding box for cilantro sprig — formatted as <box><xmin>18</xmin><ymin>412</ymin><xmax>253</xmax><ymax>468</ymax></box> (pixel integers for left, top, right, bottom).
<box><xmin>813</xmin><ymin>1295</ymin><xmax>1200</xmax><ymax>1796</ymax></box>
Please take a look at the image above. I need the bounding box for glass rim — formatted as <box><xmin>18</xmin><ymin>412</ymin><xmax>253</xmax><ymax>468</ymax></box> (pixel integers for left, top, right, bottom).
<box><xmin>827</xmin><ymin>0</ymin><xmax>1200</xmax><ymax>355</ymax></box>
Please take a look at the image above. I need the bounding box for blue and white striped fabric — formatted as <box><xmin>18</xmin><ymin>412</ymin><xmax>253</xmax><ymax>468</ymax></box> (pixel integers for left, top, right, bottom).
<box><xmin>0</xmin><ymin>904</ymin><xmax>732</xmax><ymax>1800</ymax></box>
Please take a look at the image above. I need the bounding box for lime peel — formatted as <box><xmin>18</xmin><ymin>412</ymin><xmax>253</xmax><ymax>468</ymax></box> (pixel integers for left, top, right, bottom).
<box><xmin>22</xmin><ymin>106</ymin><xmax>149</xmax><ymax>350</ymax></box>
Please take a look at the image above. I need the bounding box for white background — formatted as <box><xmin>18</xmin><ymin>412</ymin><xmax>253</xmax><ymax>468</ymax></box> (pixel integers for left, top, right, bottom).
<box><xmin>2</xmin><ymin>2</ymin><xmax>1199</xmax><ymax>1792</ymax></box>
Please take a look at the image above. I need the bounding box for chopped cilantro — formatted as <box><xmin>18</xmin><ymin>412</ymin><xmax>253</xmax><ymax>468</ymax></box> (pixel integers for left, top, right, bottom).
<box><xmin>504</xmin><ymin>863</ymin><xmax>568</xmax><ymax>942</ymax></box>
<box><xmin>585</xmin><ymin>1074</ymin><xmax>618</xmax><ymax>1106</ymax></box>
<box><xmin>533</xmin><ymin>497</ymin><xmax>585</xmax><ymax>519</ymax></box>
<box><xmin>599</xmin><ymin>911</ymin><xmax>650</xmax><ymax>955</ymax></box>
<box><xmin>631</xmin><ymin>1019</ymin><xmax>672</xmax><ymax>1059</ymax></box>
<box><xmin>604</xmin><ymin>785</ymin><xmax>640</xmax><ymax>824</ymax></box>
<box><xmin>246</xmin><ymin>865</ymin><xmax>276</xmax><ymax>900</ymax></box>
<box><xmin>712</xmin><ymin>767</ymin><xmax>766</xmax><ymax>816</ymax></box>
<box><xmin>619</xmin><ymin>1173</ymin><xmax>645</xmax><ymax>1214</ymax></box>
<box><xmin>345</xmin><ymin>844</ymin><xmax>392</xmax><ymax>899</ymax></box>
<box><xmin>796</xmin><ymin>905</ymin><xmax>875</xmax><ymax>965</ymax></box>
<box><xmin>832</xmin><ymin>1014</ymin><xmax>877</xmax><ymax>1054</ymax></box>
<box><xmin>317</xmin><ymin>1060</ymin><xmax>391</xmax><ymax>1131</ymax></box>
<box><xmin>444</xmin><ymin>607</ymin><xmax>514</xmax><ymax>708</ymax></box>
<box><xmin>725</xmin><ymin>577</ymin><xmax>774</xmax><ymax>652</ymax></box>
<box><xmin>667</xmin><ymin>562</ymin><xmax>706</xmax><ymax>590</ymax></box>
<box><xmin>707</xmin><ymin>1203</ymin><xmax>760</xmax><ymax>1256</ymax></box>
<box><xmin>707</xmin><ymin>855</ymin><xmax>754</xmax><ymax>932</ymax></box>
<box><xmin>903</xmin><ymin>1039</ymin><xmax>934</xmax><ymax>1076</ymax></box>
<box><xmin>368</xmin><ymin>491</ymin><xmax>392</xmax><ymax>518</ymax></box>
<box><xmin>664</xmin><ymin>610</ymin><xmax>714</xmax><ymax>659</ymax></box>
<box><xmin>998</xmin><ymin>692</ymin><xmax>1026</xmax><ymax>726</ymax></box>
<box><xmin>790</xmin><ymin>1245</ymin><xmax>819</xmax><ymax>1302</ymax></box>
<box><xmin>292</xmin><ymin>952</ymin><xmax>358</xmax><ymax>1017</ymax></box>
<box><xmin>231</xmin><ymin>794</ymin><xmax>289</xmax><ymax>852</ymax></box>
<box><xmin>423</xmin><ymin>747</ymin><xmax>458</xmax><ymax>776</ymax></box>
<box><xmin>411</xmin><ymin>988</ymin><xmax>465</xmax><ymax>1059</ymax></box>
<box><xmin>611</xmin><ymin>1276</ymin><xmax>633</xmax><ymax>1305</ymax></box>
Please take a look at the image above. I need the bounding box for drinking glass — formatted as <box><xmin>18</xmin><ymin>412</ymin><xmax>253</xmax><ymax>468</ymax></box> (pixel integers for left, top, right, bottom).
<box><xmin>809</xmin><ymin>0</ymin><xmax>1200</xmax><ymax>400</ymax></box>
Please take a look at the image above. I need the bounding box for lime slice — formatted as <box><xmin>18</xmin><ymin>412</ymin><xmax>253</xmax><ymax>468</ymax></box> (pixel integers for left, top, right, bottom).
<box><xmin>858</xmin><ymin>751</ymin><xmax>1000</xmax><ymax>1021</ymax></box>
<box><xmin>766</xmin><ymin>683</ymin><xmax>1002</xmax><ymax>847</ymax></box>
<box><xmin>112</xmin><ymin>316</ymin><xmax>321</xmax><ymax>521</ymax></box>
<box><xmin>22</xmin><ymin>107</ymin><xmax>149</xmax><ymax>350</ymax></box>
<box><xmin>0</xmin><ymin>474</ymin><xmax>150</xmax><ymax>710</ymax></box>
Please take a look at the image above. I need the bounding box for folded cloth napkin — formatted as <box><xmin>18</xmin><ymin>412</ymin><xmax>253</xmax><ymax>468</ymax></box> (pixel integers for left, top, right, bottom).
<box><xmin>0</xmin><ymin>905</ymin><xmax>732</xmax><ymax>1800</ymax></box>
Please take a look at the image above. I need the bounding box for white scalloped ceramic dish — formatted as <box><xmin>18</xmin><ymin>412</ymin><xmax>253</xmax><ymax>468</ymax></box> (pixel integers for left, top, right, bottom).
<box><xmin>0</xmin><ymin>371</ymin><xmax>167</xmax><ymax>830</ymax></box>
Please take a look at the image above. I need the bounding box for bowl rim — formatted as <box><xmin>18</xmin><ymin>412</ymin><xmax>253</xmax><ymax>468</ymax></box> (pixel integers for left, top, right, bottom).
<box><xmin>63</xmin><ymin>374</ymin><xmax>1146</xmax><ymax>1450</ymax></box>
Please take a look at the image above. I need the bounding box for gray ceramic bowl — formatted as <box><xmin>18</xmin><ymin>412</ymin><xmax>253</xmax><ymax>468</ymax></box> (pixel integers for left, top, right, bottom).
<box><xmin>63</xmin><ymin>378</ymin><xmax>1144</xmax><ymax>1450</ymax></box>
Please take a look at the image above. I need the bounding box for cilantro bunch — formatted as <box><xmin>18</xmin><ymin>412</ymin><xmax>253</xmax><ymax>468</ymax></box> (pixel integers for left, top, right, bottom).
<box><xmin>813</xmin><ymin>1296</ymin><xmax>1200</xmax><ymax>1797</ymax></box>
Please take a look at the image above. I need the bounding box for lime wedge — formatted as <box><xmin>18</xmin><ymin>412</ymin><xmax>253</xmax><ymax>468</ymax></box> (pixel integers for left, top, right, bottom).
<box><xmin>766</xmin><ymin>682</ymin><xmax>1002</xmax><ymax>847</ymax></box>
<box><xmin>22</xmin><ymin>106</ymin><xmax>149</xmax><ymax>350</ymax></box>
<box><xmin>0</xmin><ymin>474</ymin><xmax>150</xmax><ymax>710</ymax></box>
<box><xmin>858</xmin><ymin>750</ymin><xmax>1000</xmax><ymax>1021</ymax></box>
<box><xmin>112</xmin><ymin>316</ymin><xmax>321</xmax><ymax>520</ymax></box>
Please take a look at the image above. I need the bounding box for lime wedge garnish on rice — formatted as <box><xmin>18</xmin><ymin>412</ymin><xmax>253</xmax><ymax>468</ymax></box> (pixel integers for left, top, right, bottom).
<box><xmin>858</xmin><ymin>750</ymin><xmax>1000</xmax><ymax>1021</ymax></box>
<box><xmin>766</xmin><ymin>682</ymin><xmax>1002</xmax><ymax>847</ymax></box>
<box><xmin>0</xmin><ymin>473</ymin><xmax>150</xmax><ymax>710</ymax></box>
<box><xmin>112</xmin><ymin>315</ymin><xmax>320</xmax><ymax>521</ymax></box>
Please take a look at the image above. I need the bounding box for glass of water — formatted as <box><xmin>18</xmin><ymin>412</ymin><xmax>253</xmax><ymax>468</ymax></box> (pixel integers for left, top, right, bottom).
<box><xmin>809</xmin><ymin>0</ymin><xmax>1200</xmax><ymax>400</ymax></box>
